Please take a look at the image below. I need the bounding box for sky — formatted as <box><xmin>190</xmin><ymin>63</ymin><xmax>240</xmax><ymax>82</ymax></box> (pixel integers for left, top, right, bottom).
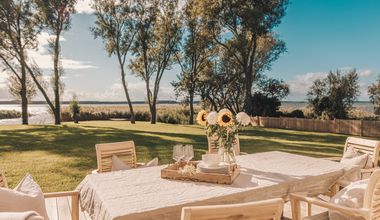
<box><xmin>0</xmin><ymin>0</ymin><xmax>380</xmax><ymax>102</ymax></box>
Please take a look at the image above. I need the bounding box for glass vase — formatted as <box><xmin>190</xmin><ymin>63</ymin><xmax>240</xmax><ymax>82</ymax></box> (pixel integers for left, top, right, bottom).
<box><xmin>218</xmin><ymin>143</ymin><xmax>236</xmax><ymax>166</ymax></box>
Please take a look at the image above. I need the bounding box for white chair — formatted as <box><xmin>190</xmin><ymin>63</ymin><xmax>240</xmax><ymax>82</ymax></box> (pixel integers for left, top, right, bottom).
<box><xmin>94</xmin><ymin>140</ymin><xmax>142</xmax><ymax>173</ymax></box>
<box><xmin>290</xmin><ymin>170</ymin><xmax>380</xmax><ymax>220</ymax></box>
<box><xmin>0</xmin><ymin>171</ymin><xmax>79</xmax><ymax>220</ymax></box>
<box><xmin>181</xmin><ymin>198</ymin><xmax>284</xmax><ymax>220</ymax></box>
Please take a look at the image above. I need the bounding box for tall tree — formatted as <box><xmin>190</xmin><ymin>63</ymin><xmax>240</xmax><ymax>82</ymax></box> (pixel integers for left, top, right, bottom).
<box><xmin>34</xmin><ymin>0</ymin><xmax>76</xmax><ymax>124</ymax></box>
<box><xmin>172</xmin><ymin>0</ymin><xmax>215</xmax><ymax>124</ymax></box>
<box><xmin>131</xmin><ymin>0</ymin><xmax>182</xmax><ymax>124</ymax></box>
<box><xmin>307</xmin><ymin>69</ymin><xmax>360</xmax><ymax>119</ymax></box>
<box><xmin>0</xmin><ymin>0</ymin><xmax>41</xmax><ymax>124</ymax></box>
<box><xmin>7</xmin><ymin>72</ymin><xmax>37</xmax><ymax>101</ymax></box>
<box><xmin>368</xmin><ymin>75</ymin><xmax>380</xmax><ymax>116</ymax></box>
<box><xmin>91</xmin><ymin>0</ymin><xmax>137</xmax><ymax>123</ymax></box>
<box><xmin>197</xmin><ymin>0</ymin><xmax>288</xmax><ymax>114</ymax></box>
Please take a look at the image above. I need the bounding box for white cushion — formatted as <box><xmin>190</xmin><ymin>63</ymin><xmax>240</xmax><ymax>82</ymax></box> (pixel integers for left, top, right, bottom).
<box><xmin>111</xmin><ymin>155</ymin><xmax>131</xmax><ymax>171</ymax></box>
<box><xmin>329</xmin><ymin>179</ymin><xmax>368</xmax><ymax>220</ymax></box>
<box><xmin>143</xmin><ymin>157</ymin><xmax>159</xmax><ymax>167</ymax></box>
<box><xmin>0</xmin><ymin>211</ymin><xmax>44</xmax><ymax>220</ymax></box>
<box><xmin>340</xmin><ymin>146</ymin><xmax>371</xmax><ymax>169</ymax></box>
<box><xmin>0</xmin><ymin>174</ymin><xmax>49</xmax><ymax>220</ymax></box>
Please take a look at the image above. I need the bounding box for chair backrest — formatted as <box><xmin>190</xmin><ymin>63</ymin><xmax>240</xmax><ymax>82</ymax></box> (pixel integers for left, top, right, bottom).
<box><xmin>363</xmin><ymin>170</ymin><xmax>380</xmax><ymax>219</ymax></box>
<box><xmin>344</xmin><ymin>137</ymin><xmax>380</xmax><ymax>168</ymax></box>
<box><xmin>207</xmin><ymin>135</ymin><xmax>240</xmax><ymax>155</ymax></box>
<box><xmin>181</xmin><ymin>198</ymin><xmax>284</xmax><ymax>220</ymax></box>
<box><xmin>0</xmin><ymin>170</ymin><xmax>8</xmax><ymax>188</ymax></box>
<box><xmin>95</xmin><ymin>141</ymin><xmax>137</xmax><ymax>173</ymax></box>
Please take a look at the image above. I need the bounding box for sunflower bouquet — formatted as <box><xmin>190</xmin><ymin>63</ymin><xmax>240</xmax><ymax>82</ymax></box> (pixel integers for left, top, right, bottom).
<box><xmin>196</xmin><ymin>109</ymin><xmax>251</xmax><ymax>164</ymax></box>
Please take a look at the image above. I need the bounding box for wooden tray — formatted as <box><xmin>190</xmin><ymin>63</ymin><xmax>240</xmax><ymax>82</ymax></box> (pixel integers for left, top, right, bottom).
<box><xmin>161</xmin><ymin>161</ymin><xmax>240</xmax><ymax>185</ymax></box>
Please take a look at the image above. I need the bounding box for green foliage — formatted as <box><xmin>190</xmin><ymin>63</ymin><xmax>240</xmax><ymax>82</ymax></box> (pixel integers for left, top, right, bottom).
<box><xmin>130</xmin><ymin>0</ymin><xmax>182</xmax><ymax>123</ymax></box>
<box><xmin>368</xmin><ymin>75</ymin><xmax>380</xmax><ymax>116</ymax></box>
<box><xmin>307</xmin><ymin>69</ymin><xmax>360</xmax><ymax>119</ymax></box>
<box><xmin>69</xmin><ymin>95</ymin><xmax>80</xmax><ymax>123</ymax></box>
<box><xmin>196</xmin><ymin>0</ymin><xmax>289</xmax><ymax>113</ymax></box>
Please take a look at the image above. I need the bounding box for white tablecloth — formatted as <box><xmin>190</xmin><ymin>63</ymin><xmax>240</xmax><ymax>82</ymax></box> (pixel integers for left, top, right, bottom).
<box><xmin>77</xmin><ymin>151</ymin><xmax>358</xmax><ymax>220</ymax></box>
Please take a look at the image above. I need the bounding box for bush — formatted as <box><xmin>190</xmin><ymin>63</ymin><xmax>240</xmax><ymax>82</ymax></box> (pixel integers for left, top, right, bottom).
<box><xmin>288</xmin><ymin>109</ymin><xmax>305</xmax><ymax>118</ymax></box>
<box><xmin>0</xmin><ymin>110</ymin><xmax>22</xmax><ymax>119</ymax></box>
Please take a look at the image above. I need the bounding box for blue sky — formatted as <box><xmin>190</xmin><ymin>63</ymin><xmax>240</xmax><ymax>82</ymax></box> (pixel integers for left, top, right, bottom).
<box><xmin>0</xmin><ymin>0</ymin><xmax>379</xmax><ymax>101</ymax></box>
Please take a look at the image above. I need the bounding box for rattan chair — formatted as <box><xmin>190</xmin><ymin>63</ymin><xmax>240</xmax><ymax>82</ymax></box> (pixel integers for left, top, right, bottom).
<box><xmin>181</xmin><ymin>198</ymin><xmax>284</xmax><ymax>220</ymax></box>
<box><xmin>94</xmin><ymin>140</ymin><xmax>140</xmax><ymax>173</ymax></box>
<box><xmin>290</xmin><ymin>170</ymin><xmax>380</xmax><ymax>220</ymax></box>
<box><xmin>0</xmin><ymin>172</ymin><xmax>79</xmax><ymax>220</ymax></box>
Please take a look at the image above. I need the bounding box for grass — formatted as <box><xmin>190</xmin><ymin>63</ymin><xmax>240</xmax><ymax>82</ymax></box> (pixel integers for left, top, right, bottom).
<box><xmin>0</xmin><ymin>121</ymin><xmax>349</xmax><ymax>192</ymax></box>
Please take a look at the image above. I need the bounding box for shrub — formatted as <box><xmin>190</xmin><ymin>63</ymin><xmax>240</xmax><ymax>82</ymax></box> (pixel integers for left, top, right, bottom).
<box><xmin>0</xmin><ymin>110</ymin><xmax>22</xmax><ymax>119</ymax></box>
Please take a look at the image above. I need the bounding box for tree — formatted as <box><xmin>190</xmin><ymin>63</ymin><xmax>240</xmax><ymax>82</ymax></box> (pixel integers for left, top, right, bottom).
<box><xmin>69</xmin><ymin>94</ymin><xmax>80</xmax><ymax>123</ymax></box>
<box><xmin>197</xmin><ymin>0</ymin><xmax>288</xmax><ymax>114</ymax></box>
<box><xmin>7</xmin><ymin>72</ymin><xmax>37</xmax><ymax>101</ymax></box>
<box><xmin>91</xmin><ymin>0</ymin><xmax>137</xmax><ymax>123</ymax></box>
<box><xmin>172</xmin><ymin>0</ymin><xmax>215</xmax><ymax>124</ymax></box>
<box><xmin>368</xmin><ymin>75</ymin><xmax>380</xmax><ymax>116</ymax></box>
<box><xmin>34</xmin><ymin>0</ymin><xmax>76</xmax><ymax>124</ymax></box>
<box><xmin>130</xmin><ymin>0</ymin><xmax>182</xmax><ymax>124</ymax></box>
<box><xmin>0</xmin><ymin>0</ymin><xmax>42</xmax><ymax>124</ymax></box>
<box><xmin>307</xmin><ymin>69</ymin><xmax>360</xmax><ymax>119</ymax></box>
<box><xmin>251</xmin><ymin>76</ymin><xmax>289</xmax><ymax>116</ymax></box>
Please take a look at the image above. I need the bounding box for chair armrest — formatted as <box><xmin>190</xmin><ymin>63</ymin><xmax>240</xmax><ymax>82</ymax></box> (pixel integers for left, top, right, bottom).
<box><xmin>239</xmin><ymin>152</ymin><xmax>249</xmax><ymax>155</ymax></box>
<box><xmin>361</xmin><ymin>167</ymin><xmax>378</xmax><ymax>174</ymax></box>
<box><xmin>290</xmin><ymin>193</ymin><xmax>369</xmax><ymax>219</ymax></box>
<box><xmin>136</xmin><ymin>162</ymin><xmax>145</xmax><ymax>167</ymax></box>
<box><xmin>44</xmin><ymin>191</ymin><xmax>79</xmax><ymax>220</ymax></box>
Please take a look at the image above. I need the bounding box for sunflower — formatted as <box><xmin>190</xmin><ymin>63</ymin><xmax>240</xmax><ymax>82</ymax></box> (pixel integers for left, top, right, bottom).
<box><xmin>196</xmin><ymin>110</ymin><xmax>208</xmax><ymax>126</ymax></box>
<box><xmin>217</xmin><ymin>111</ymin><xmax>234</xmax><ymax>127</ymax></box>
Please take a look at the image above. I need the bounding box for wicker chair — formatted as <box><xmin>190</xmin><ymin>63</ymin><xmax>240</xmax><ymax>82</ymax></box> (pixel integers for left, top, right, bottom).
<box><xmin>290</xmin><ymin>170</ymin><xmax>380</xmax><ymax>220</ymax></box>
<box><xmin>325</xmin><ymin>137</ymin><xmax>380</xmax><ymax>179</ymax></box>
<box><xmin>94</xmin><ymin>140</ymin><xmax>141</xmax><ymax>173</ymax></box>
<box><xmin>181</xmin><ymin>198</ymin><xmax>284</xmax><ymax>220</ymax></box>
<box><xmin>0</xmin><ymin>171</ymin><xmax>79</xmax><ymax>220</ymax></box>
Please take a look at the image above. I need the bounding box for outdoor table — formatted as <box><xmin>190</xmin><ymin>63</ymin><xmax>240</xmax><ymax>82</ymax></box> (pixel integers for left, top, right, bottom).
<box><xmin>77</xmin><ymin>151</ymin><xmax>359</xmax><ymax>220</ymax></box>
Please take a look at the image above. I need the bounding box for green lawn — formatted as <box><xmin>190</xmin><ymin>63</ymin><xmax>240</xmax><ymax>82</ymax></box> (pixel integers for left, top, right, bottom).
<box><xmin>0</xmin><ymin>121</ymin><xmax>349</xmax><ymax>192</ymax></box>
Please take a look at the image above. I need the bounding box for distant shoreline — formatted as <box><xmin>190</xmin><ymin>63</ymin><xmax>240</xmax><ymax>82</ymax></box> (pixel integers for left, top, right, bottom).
<box><xmin>0</xmin><ymin>100</ymin><xmax>373</xmax><ymax>105</ymax></box>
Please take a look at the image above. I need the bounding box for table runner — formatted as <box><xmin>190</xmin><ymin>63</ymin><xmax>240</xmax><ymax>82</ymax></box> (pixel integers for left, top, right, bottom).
<box><xmin>77</xmin><ymin>151</ymin><xmax>358</xmax><ymax>220</ymax></box>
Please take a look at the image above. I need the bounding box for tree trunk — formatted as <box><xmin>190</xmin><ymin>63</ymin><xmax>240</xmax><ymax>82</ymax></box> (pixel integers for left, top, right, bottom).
<box><xmin>243</xmin><ymin>70</ymin><xmax>253</xmax><ymax>114</ymax></box>
<box><xmin>188</xmin><ymin>90</ymin><xmax>194</xmax><ymax>124</ymax></box>
<box><xmin>53</xmin><ymin>34</ymin><xmax>61</xmax><ymax>125</ymax></box>
<box><xmin>120</xmin><ymin>65</ymin><xmax>135</xmax><ymax>124</ymax></box>
<box><xmin>20</xmin><ymin>54</ymin><xmax>28</xmax><ymax>125</ymax></box>
<box><xmin>151</xmin><ymin>104</ymin><xmax>157</xmax><ymax>124</ymax></box>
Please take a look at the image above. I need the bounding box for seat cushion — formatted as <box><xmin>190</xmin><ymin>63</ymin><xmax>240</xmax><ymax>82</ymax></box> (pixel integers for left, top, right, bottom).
<box><xmin>304</xmin><ymin>211</ymin><xmax>329</xmax><ymax>220</ymax></box>
<box><xmin>0</xmin><ymin>174</ymin><xmax>49</xmax><ymax>220</ymax></box>
<box><xmin>340</xmin><ymin>146</ymin><xmax>371</xmax><ymax>169</ymax></box>
<box><xmin>329</xmin><ymin>179</ymin><xmax>368</xmax><ymax>220</ymax></box>
<box><xmin>111</xmin><ymin>155</ymin><xmax>131</xmax><ymax>171</ymax></box>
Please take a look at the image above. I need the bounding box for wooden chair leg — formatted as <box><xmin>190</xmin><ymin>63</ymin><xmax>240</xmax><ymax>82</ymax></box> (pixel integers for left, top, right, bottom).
<box><xmin>71</xmin><ymin>193</ymin><xmax>79</xmax><ymax>220</ymax></box>
<box><xmin>307</xmin><ymin>203</ymin><xmax>312</xmax><ymax>216</ymax></box>
<box><xmin>291</xmin><ymin>197</ymin><xmax>301</xmax><ymax>220</ymax></box>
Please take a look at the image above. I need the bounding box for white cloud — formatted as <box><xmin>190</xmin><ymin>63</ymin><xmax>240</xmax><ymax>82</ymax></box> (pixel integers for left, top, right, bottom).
<box><xmin>287</xmin><ymin>72</ymin><xmax>328</xmax><ymax>100</ymax></box>
<box><xmin>28</xmin><ymin>32</ymin><xmax>97</xmax><ymax>70</ymax></box>
<box><xmin>76</xmin><ymin>0</ymin><xmax>94</xmax><ymax>14</ymax></box>
<box><xmin>358</xmin><ymin>69</ymin><xmax>372</xmax><ymax>77</ymax></box>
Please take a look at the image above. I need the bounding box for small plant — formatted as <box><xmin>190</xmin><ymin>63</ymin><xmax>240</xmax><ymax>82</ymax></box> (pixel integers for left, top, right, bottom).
<box><xmin>69</xmin><ymin>95</ymin><xmax>80</xmax><ymax>124</ymax></box>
